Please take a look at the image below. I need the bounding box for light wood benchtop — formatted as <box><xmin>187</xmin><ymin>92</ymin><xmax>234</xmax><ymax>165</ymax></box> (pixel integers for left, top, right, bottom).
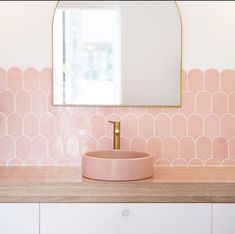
<box><xmin>0</xmin><ymin>166</ymin><xmax>235</xmax><ymax>203</ymax></box>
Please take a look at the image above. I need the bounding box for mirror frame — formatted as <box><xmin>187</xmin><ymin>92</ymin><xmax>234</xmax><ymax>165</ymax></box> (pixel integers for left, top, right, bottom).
<box><xmin>51</xmin><ymin>1</ymin><xmax>183</xmax><ymax>107</ymax></box>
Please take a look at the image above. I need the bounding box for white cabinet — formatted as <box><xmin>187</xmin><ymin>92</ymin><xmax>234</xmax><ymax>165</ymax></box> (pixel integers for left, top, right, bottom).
<box><xmin>40</xmin><ymin>203</ymin><xmax>211</xmax><ymax>234</ymax></box>
<box><xmin>212</xmin><ymin>204</ymin><xmax>235</xmax><ymax>234</ymax></box>
<box><xmin>0</xmin><ymin>203</ymin><xmax>39</xmax><ymax>234</ymax></box>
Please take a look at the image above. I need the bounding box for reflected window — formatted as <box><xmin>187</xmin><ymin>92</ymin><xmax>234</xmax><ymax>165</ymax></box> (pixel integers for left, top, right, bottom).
<box><xmin>53</xmin><ymin>9</ymin><xmax>121</xmax><ymax>104</ymax></box>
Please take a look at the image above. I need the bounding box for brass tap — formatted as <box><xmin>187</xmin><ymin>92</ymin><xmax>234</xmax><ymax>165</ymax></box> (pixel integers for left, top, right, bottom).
<box><xmin>109</xmin><ymin>121</ymin><xmax>121</xmax><ymax>149</ymax></box>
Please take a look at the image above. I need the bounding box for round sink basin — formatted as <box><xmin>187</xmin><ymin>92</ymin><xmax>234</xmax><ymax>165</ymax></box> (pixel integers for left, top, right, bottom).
<box><xmin>82</xmin><ymin>150</ymin><xmax>153</xmax><ymax>181</ymax></box>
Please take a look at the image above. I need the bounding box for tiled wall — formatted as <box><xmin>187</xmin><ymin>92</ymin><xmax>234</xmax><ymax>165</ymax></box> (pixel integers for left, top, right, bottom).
<box><xmin>0</xmin><ymin>67</ymin><xmax>235</xmax><ymax>166</ymax></box>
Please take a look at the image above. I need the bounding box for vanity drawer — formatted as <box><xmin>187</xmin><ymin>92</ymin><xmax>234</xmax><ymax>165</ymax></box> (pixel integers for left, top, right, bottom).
<box><xmin>40</xmin><ymin>203</ymin><xmax>211</xmax><ymax>234</ymax></box>
<box><xmin>0</xmin><ymin>203</ymin><xmax>39</xmax><ymax>234</ymax></box>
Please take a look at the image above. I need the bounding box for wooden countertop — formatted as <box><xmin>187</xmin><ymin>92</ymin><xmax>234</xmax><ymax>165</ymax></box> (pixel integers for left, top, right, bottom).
<box><xmin>0</xmin><ymin>166</ymin><xmax>235</xmax><ymax>203</ymax></box>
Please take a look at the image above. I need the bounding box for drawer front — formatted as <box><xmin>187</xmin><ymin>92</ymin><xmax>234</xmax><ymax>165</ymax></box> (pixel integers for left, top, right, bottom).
<box><xmin>0</xmin><ymin>203</ymin><xmax>39</xmax><ymax>234</ymax></box>
<box><xmin>213</xmin><ymin>204</ymin><xmax>235</xmax><ymax>234</ymax></box>
<box><xmin>41</xmin><ymin>203</ymin><xmax>211</xmax><ymax>234</ymax></box>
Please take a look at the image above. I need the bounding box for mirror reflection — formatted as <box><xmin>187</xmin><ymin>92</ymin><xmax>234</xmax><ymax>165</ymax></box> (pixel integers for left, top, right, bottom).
<box><xmin>53</xmin><ymin>1</ymin><xmax>182</xmax><ymax>106</ymax></box>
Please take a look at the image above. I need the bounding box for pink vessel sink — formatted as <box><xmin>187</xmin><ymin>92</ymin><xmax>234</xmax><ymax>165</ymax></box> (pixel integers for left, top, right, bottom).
<box><xmin>82</xmin><ymin>150</ymin><xmax>153</xmax><ymax>181</ymax></box>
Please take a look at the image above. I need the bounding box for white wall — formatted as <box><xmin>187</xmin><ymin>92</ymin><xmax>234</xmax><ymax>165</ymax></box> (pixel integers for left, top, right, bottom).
<box><xmin>0</xmin><ymin>1</ymin><xmax>235</xmax><ymax>70</ymax></box>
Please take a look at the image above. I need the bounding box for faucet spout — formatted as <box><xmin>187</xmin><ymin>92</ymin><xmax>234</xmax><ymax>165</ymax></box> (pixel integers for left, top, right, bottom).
<box><xmin>109</xmin><ymin>121</ymin><xmax>121</xmax><ymax>149</ymax></box>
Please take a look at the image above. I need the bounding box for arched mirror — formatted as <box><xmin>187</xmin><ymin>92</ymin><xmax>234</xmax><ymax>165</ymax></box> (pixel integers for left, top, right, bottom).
<box><xmin>52</xmin><ymin>1</ymin><xmax>182</xmax><ymax>106</ymax></box>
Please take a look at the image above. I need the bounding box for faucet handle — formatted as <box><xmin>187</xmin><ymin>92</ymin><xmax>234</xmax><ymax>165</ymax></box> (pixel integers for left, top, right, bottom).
<box><xmin>108</xmin><ymin>120</ymin><xmax>120</xmax><ymax>124</ymax></box>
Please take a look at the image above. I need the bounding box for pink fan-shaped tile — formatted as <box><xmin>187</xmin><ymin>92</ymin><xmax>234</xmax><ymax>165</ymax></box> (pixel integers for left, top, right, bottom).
<box><xmin>221</xmin><ymin>69</ymin><xmax>235</xmax><ymax>94</ymax></box>
<box><xmin>182</xmin><ymin>70</ymin><xmax>187</xmax><ymax>91</ymax></box>
<box><xmin>7</xmin><ymin>113</ymin><xmax>23</xmax><ymax>138</ymax></box>
<box><xmin>98</xmin><ymin>136</ymin><xmax>112</xmax><ymax>150</ymax></box>
<box><xmin>212</xmin><ymin>92</ymin><xmax>228</xmax><ymax>117</ymax></box>
<box><xmin>129</xmin><ymin>107</ymin><xmax>146</xmax><ymax>116</ymax></box>
<box><xmin>204</xmin><ymin>114</ymin><xmax>219</xmax><ymax>140</ymax></box>
<box><xmin>131</xmin><ymin>137</ymin><xmax>146</xmax><ymax>152</ymax></box>
<box><xmin>8</xmin><ymin>158</ymin><xmax>23</xmax><ymax>166</ymax></box>
<box><xmin>40</xmin><ymin>112</ymin><xmax>56</xmax><ymax>138</ymax></box>
<box><xmin>90</xmin><ymin>114</ymin><xmax>105</xmax><ymax>139</ymax></box>
<box><xmin>180</xmin><ymin>137</ymin><xmax>195</xmax><ymax>161</ymax></box>
<box><xmin>25</xmin><ymin>158</ymin><xmax>39</xmax><ymax>166</ymax></box>
<box><xmin>196</xmin><ymin>92</ymin><xmax>211</xmax><ymax>115</ymax></box>
<box><xmin>83</xmin><ymin>136</ymin><xmax>97</xmax><ymax>152</ymax></box>
<box><xmin>188</xmin><ymin>69</ymin><xmax>203</xmax><ymax>94</ymax></box>
<box><xmin>147</xmin><ymin>107</ymin><xmax>162</xmax><ymax>117</ymax></box>
<box><xmin>229</xmin><ymin>93</ymin><xmax>235</xmax><ymax>115</ymax></box>
<box><xmin>23</xmin><ymin>67</ymin><xmax>39</xmax><ymax>93</ymax></box>
<box><xmin>49</xmin><ymin>135</ymin><xmax>63</xmax><ymax>159</ymax></box>
<box><xmin>0</xmin><ymin>68</ymin><xmax>6</xmax><ymax>91</ymax></box>
<box><xmin>188</xmin><ymin>114</ymin><xmax>203</xmax><ymax>139</ymax></box>
<box><xmin>15</xmin><ymin>91</ymin><xmax>31</xmax><ymax>115</ymax></box>
<box><xmin>172</xmin><ymin>158</ymin><xmax>187</xmax><ymax>166</ymax></box>
<box><xmin>16</xmin><ymin>136</ymin><xmax>31</xmax><ymax>161</ymax></box>
<box><xmin>0</xmin><ymin>91</ymin><xmax>14</xmax><ymax>115</ymax></box>
<box><xmin>162</xmin><ymin>108</ymin><xmax>179</xmax><ymax>116</ymax></box>
<box><xmin>155</xmin><ymin>158</ymin><xmax>171</xmax><ymax>166</ymax></box>
<box><xmin>40</xmin><ymin>68</ymin><xmax>52</xmax><ymax>93</ymax></box>
<box><xmin>196</xmin><ymin>137</ymin><xmax>212</xmax><ymax>161</ymax></box>
<box><xmin>0</xmin><ymin>136</ymin><xmax>15</xmax><ymax>163</ymax></box>
<box><xmin>147</xmin><ymin>137</ymin><xmax>162</xmax><ymax>161</ymax></box>
<box><xmin>230</xmin><ymin>138</ymin><xmax>235</xmax><ymax>159</ymax></box>
<box><xmin>79</xmin><ymin>107</ymin><xmax>97</xmax><ymax>116</ymax></box>
<box><xmin>163</xmin><ymin>137</ymin><xmax>179</xmax><ymax>162</ymax></box>
<box><xmin>139</xmin><ymin>114</ymin><xmax>154</xmax><ymax>140</ymax></box>
<box><xmin>72</xmin><ymin>113</ymin><xmax>88</xmax><ymax>130</ymax></box>
<box><xmin>222</xmin><ymin>159</ymin><xmax>235</xmax><ymax>166</ymax></box>
<box><xmin>32</xmin><ymin>90</ymin><xmax>48</xmax><ymax>114</ymax></box>
<box><xmin>7</xmin><ymin>67</ymin><xmax>22</xmax><ymax>93</ymax></box>
<box><xmin>57</xmin><ymin>111</ymin><xmax>72</xmax><ymax>137</ymax></box>
<box><xmin>122</xmin><ymin>114</ymin><xmax>138</xmax><ymax>139</ymax></box>
<box><xmin>24</xmin><ymin>113</ymin><xmax>39</xmax><ymax>137</ymax></box>
<box><xmin>32</xmin><ymin>136</ymin><xmax>47</xmax><ymax>162</ymax></box>
<box><xmin>180</xmin><ymin>91</ymin><xmax>195</xmax><ymax>115</ymax></box>
<box><xmin>188</xmin><ymin>158</ymin><xmax>203</xmax><ymax>166</ymax></box>
<box><xmin>65</xmin><ymin>135</ymin><xmax>80</xmax><ymax>157</ymax></box>
<box><xmin>0</xmin><ymin>114</ymin><xmax>6</xmax><ymax>138</ymax></box>
<box><xmin>205</xmin><ymin>158</ymin><xmax>220</xmax><ymax>166</ymax></box>
<box><xmin>155</xmin><ymin>114</ymin><xmax>170</xmax><ymax>140</ymax></box>
<box><xmin>98</xmin><ymin>107</ymin><xmax>113</xmax><ymax>116</ymax></box>
<box><xmin>221</xmin><ymin>114</ymin><xmax>235</xmax><ymax>139</ymax></box>
<box><xmin>171</xmin><ymin>114</ymin><xmax>186</xmax><ymax>139</ymax></box>
<box><xmin>204</xmin><ymin>69</ymin><xmax>220</xmax><ymax>94</ymax></box>
<box><xmin>113</xmin><ymin>107</ymin><xmax>129</xmax><ymax>116</ymax></box>
<box><xmin>42</xmin><ymin>158</ymin><xmax>56</xmax><ymax>166</ymax></box>
<box><xmin>213</xmin><ymin>137</ymin><xmax>228</xmax><ymax>162</ymax></box>
<box><xmin>120</xmin><ymin>137</ymin><xmax>130</xmax><ymax>150</ymax></box>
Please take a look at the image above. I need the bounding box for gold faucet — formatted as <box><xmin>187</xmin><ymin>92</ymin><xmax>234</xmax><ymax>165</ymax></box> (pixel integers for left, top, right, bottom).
<box><xmin>109</xmin><ymin>121</ymin><xmax>121</xmax><ymax>149</ymax></box>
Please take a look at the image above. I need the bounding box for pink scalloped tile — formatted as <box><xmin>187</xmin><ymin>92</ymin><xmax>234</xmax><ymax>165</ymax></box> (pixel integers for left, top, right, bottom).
<box><xmin>79</xmin><ymin>107</ymin><xmax>97</xmax><ymax>116</ymax></box>
<box><xmin>229</xmin><ymin>138</ymin><xmax>235</xmax><ymax>159</ymax></box>
<box><xmin>188</xmin><ymin>69</ymin><xmax>203</xmax><ymax>94</ymax></box>
<box><xmin>204</xmin><ymin>114</ymin><xmax>220</xmax><ymax>140</ymax></box>
<box><xmin>113</xmin><ymin>107</ymin><xmax>129</xmax><ymax>116</ymax></box>
<box><xmin>0</xmin><ymin>91</ymin><xmax>14</xmax><ymax>115</ymax></box>
<box><xmin>204</xmin><ymin>69</ymin><xmax>220</xmax><ymax>94</ymax></box>
<box><xmin>42</xmin><ymin>158</ymin><xmax>56</xmax><ymax>166</ymax></box>
<box><xmin>65</xmin><ymin>135</ymin><xmax>80</xmax><ymax>157</ymax></box>
<box><xmin>221</xmin><ymin>69</ymin><xmax>235</xmax><ymax>94</ymax></box>
<box><xmin>98</xmin><ymin>107</ymin><xmax>114</xmax><ymax>117</ymax></box>
<box><xmin>0</xmin><ymin>114</ymin><xmax>6</xmax><ymax>138</ymax></box>
<box><xmin>147</xmin><ymin>137</ymin><xmax>162</xmax><ymax>161</ymax></box>
<box><xmin>15</xmin><ymin>91</ymin><xmax>31</xmax><ymax>115</ymax></box>
<box><xmin>49</xmin><ymin>135</ymin><xmax>63</xmax><ymax>159</ymax></box>
<box><xmin>172</xmin><ymin>158</ymin><xmax>187</xmax><ymax>166</ymax></box>
<box><xmin>171</xmin><ymin>114</ymin><xmax>186</xmax><ymax>139</ymax></box>
<box><xmin>182</xmin><ymin>70</ymin><xmax>187</xmax><ymax>91</ymax></box>
<box><xmin>131</xmin><ymin>137</ymin><xmax>146</xmax><ymax>152</ymax></box>
<box><xmin>120</xmin><ymin>137</ymin><xmax>130</xmax><ymax>150</ymax></box>
<box><xmin>83</xmin><ymin>136</ymin><xmax>97</xmax><ymax>152</ymax></box>
<box><xmin>98</xmin><ymin>136</ymin><xmax>112</xmax><ymax>150</ymax></box>
<box><xmin>188</xmin><ymin>158</ymin><xmax>204</xmax><ymax>166</ymax></box>
<box><xmin>139</xmin><ymin>114</ymin><xmax>154</xmax><ymax>140</ymax></box>
<box><xmin>155</xmin><ymin>158</ymin><xmax>171</xmax><ymax>166</ymax></box>
<box><xmin>32</xmin><ymin>136</ymin><xmax>47</xmax><ymax>162</ymax></box>
<box><xmin>229</xmin><ymin>93</ymin><xmax>235</xmax><ymax>115</ymax></box>
<box><xmin>7</xmin><ymin>67</ymin><xmax>22</xmax><ymax>93</ymax></box>
<box><xmin>90</xmin><ymin>114</ymin><xmax>105</xmax><ymax>139</ymax></box>
<box><xmin>180</xmin><ymin>92</ymin><xmax>195</xmax><ymax>115</ymax></box>
<box><xmin>16</xmin><ymin>136</ymin><xmax>31</xmax><ymax>161</ymax></box>
<box><xmin>221</xmin><ymin>114</ymin><xmax>235</xmax><ymax>139</ymax></box>
<box><xmin>7</xmin><ymin>113</ymin><xmax>23</xmax><ymax>138</ymax></box>
<box><xmin>147</xmin><ymin>107</ymin><xmax>162</xmax><ymax>117</ymax></box>
<box><xmin>205</xmin><ymin>158</ymin><xmax>220</xmax><ymax>166</ymax></box>
<box><xmin>0</xmin><ymin>136</ymin><xmax>15</xmax><ymax>163</ymax></box>
<box><xmin>0</xmin><ymin>68</ymin><xmax>6</xmax><ymax>92</ymax></box>
<box><xmin>24</xmin><ymin>158</ymin><xmax>39</xmax><ymax>166</ymax></box>
<box><xmin>8</xmin><ymin>158</ymin><xmax>23</xmax><ymax>166</ymax></box>
<box><xmin>32</xmin><ymin>90</ymin><xmax>48</xmax><ymax>114</ymax></box>
<box><xmin>40</xmin><ymin>68</ymin><xmax>52</xmax><ymax>93</ymax></box>
<box><xmin>222</xmin><ymin>159</ymin><xmax>235</xmax><ymax>166</ymax></box>
<box><xmin>180</xmin><ymin>137</ymin><xmax>195</xmax><ymax>161</ymax></box>
<box><xmin>196</xmin><ymin>137</ymin><xmax>212</xmax><ymax>161</ymax></box>
<box><xmin>57</xmin><ymin>111</ymin><xmax>72</xmax><ymax>137</ymax></box>
<box><xmin>212</xmin><ymin>92</ymin><xmax>228</xmax><ymax>117</ymax></box>
<box><xmin>162</xmin><ymin>107</ymin><xmax>179</xmax><ymax>116</ymax></box>
<box><xmin>24</xmin><ymin>113</ymin><xmax>39</xmax><ymax>137</ymax></box>
<box><xmin>129</xmin><ymin>107</ymin><xmax>147</xmax><ymax>116</ymax></box>
<box><xmin>40</xmin><ymin>113</ymin><xmax>57</xmax><ymax>138</ymax></box>
<box><xmin>163</xmin><ymin>137</ymin><xmax>179</xmax><ymax>162</ymax></box>
<box><xmin>213</xmin><ymin>137</ymin><xmax>228</xmax><ymax>162</ymax></box>
<box><xmin>155</xmin><ymin>114</ymin><xmax>170</xmax><ymax>140</ymax></box>
<box><xmin>72</xmin><ymin>113</ymin><xmax>88</xmax><ymax>130</ymax></box>
<box><xmin>122</xmin><ymin>114</ymin><xmax>138</xmax><ymax>139</ymax></box>
<box><xmin>23</xmin><ymin>68</ymin><xmax>39</xmax><ymax>93</ymax></box>
<box><xmin>188</xmin><ymin>114</ymin><xmax>203</xmax><ymax>139</ymax></box>
<box><xmin>196</xmin><ymin>92</ymin><xmax>211</xmax><ymax>115</ymax></box>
